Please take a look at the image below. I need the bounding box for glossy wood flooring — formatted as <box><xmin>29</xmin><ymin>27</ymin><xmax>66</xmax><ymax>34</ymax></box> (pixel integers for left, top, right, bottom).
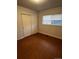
<box><xmin>17</xmin><ymin>33</ymin><xmax>62</xmax><ymax>59</ymax></box>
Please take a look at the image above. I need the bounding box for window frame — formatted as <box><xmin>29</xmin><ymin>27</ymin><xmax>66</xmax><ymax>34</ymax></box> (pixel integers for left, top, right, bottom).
<box><xmin>42</xmin><ymin>14</ymin><xmax>62</xmax><ymax>26</ymax></box>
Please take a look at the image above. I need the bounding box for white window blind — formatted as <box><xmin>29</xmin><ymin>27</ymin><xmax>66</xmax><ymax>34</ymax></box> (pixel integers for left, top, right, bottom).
<box><xmin>42</xmin><ymin>14</ymin><xmax>62</xmax><ymax>26</ymax></box>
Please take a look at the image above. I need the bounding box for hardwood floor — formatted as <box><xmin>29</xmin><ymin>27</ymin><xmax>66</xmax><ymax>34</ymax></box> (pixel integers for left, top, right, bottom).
<box><xmin>17</xmin><ymin>33</ymin><xmax>62</xmax><ymax>59</ymax></box>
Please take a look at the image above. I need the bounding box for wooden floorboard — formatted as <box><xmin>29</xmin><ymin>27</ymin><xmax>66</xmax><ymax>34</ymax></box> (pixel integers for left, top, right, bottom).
<box><xmin>17</xmin><ymin>33</ymin><xmax>62</xmax><ymax>59</ymax></box>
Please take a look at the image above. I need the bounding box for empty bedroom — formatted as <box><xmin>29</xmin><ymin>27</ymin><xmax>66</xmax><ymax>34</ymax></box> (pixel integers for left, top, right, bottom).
<box><xmin>17</xmin><ymin>0</ymin><xmax>62</xmax><ymax>59</ymax></box>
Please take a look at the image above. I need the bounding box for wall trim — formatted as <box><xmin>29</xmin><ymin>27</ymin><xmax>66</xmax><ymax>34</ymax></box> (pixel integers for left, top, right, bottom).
<box><xmin>39</xmin><ymin>32</ymin><xmax>62</xmax><ymax>39</ymax></box>
<box><xmin>17</xmin><ymin>32</ymin><xmax>37</xmax><ymax>40</ymax></box>
<box><xmin>17</xmin><ymin>32</ymin><xmax>62</xmax><ymax>40</ymax></box>
<box><xmin>17</xmin><ymin>35</ymin><xmax>26</xmax><ymax>40</ymax></box>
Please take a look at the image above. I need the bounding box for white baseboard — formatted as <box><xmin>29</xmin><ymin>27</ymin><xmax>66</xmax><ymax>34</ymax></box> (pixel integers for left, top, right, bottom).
<box><xmin>17</xmin><ymin>32</ymin><xmax>37</xmax><ymax>40</ymax></box>
<box><xmin>39</xmin><ymin>32</ymin><xmax>62</xmax><ymax>39</ymax></box>
<box><xmin>17</xmin><ymin>32</ymin><xmax>62</xmax><ymax>40</ymax></box>
<box><xmin>17</xmin><ymin>35</ymin><xmax>25</xmax><ymax>40</ymax></box>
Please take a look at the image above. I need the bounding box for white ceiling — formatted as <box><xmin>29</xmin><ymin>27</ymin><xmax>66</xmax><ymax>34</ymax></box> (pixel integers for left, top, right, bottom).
<box><xmin>17</xmin><ymin>0</ymin><xmax>62</xmax><ymax>11</ymax></box>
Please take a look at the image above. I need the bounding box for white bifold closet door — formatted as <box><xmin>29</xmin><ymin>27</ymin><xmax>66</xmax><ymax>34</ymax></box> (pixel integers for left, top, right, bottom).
<box><xmin>21</xmin><ymin>14</ymin><xmax>32</xmax><ymax>37</ymax></box>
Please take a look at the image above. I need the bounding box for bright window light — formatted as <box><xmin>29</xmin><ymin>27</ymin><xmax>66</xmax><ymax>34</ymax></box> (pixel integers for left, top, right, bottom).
<box><xmin>42</xmin><ymin>14</ymin><xmax>62</xmax><ymax>26</ymax></box>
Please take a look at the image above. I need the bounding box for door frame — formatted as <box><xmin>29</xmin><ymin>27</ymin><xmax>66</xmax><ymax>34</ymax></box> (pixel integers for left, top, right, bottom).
<box><xmin>21</xmin><ymin>13</ymin><xmax>32</xmax><ymax>37</ymax></box>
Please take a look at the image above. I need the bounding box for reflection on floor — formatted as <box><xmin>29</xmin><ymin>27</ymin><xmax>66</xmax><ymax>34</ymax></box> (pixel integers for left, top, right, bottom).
<box><xmin>17</xmin><ymin>33</ymin><xmax>62</xmax><ymax>59</ymax></box>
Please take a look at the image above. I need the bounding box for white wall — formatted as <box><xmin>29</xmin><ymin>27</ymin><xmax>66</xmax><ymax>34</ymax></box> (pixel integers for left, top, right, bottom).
<box><xmin>17</xmin><ymin>6</ymin><xmax>38</xmax><ymax>40</ymax></box>
<box><xmin>38</xmin><ymin>7</ymin><xmax>62</xmax><ymax>39</ymax></box>
<box><xmin>17</xmin><ymin>6</ymin><xmax>62</xmax><ymax>40</ymax></box>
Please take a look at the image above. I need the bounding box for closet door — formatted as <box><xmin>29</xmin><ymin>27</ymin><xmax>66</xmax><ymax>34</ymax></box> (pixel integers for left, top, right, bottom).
<box><xmin>21</xmin><ymin>14</ymin><xmax>32</xmax><ymax>37</ymax></box>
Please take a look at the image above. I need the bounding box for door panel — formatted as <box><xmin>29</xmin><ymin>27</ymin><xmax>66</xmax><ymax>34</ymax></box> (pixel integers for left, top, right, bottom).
<box><xmin>21</xmin><ymin>14</ymin><xmax>32</xmax><ymax>37</ymax></box>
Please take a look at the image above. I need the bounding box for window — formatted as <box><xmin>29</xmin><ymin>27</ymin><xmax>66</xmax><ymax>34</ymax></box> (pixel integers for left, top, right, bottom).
<box><xmin>42</xmin><ymin>14</ymin><xmax>62</xmax><ymax>26</ymax></box>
